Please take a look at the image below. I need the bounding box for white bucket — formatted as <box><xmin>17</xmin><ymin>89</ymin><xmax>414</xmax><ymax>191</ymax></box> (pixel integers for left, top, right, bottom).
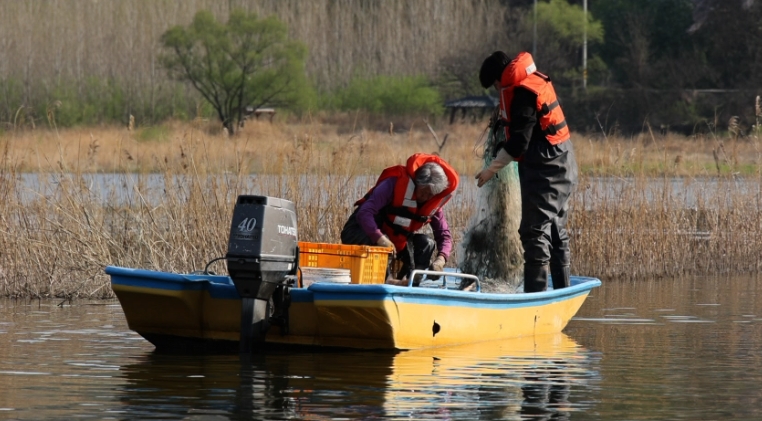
<box><xmin>301</xmin><ymin>267</ymin><xmax>352</xmax><ymax>287</ymax></box>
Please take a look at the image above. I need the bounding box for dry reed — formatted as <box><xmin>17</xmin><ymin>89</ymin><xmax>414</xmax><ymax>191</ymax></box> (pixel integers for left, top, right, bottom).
<box><xmin>0</xmin><ymin>0</ymin><xmax>506</xmax><ymax>104</ymax></box>
<box><xmin>1</xmin><ymin>119</ymin><xmax>761</xmax><ymax>298</ymax></box>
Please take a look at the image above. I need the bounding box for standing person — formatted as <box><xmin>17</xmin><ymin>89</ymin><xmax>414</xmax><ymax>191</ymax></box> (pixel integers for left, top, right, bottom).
<box><xmin>341</xmin><ymin>153</ymin><xmax>459</xmax><ymax>285</ymax></box>
<box><xmin>475</xmin><ymin>51</ymin><xmax>578</xmax><ymax>293</ymax></box>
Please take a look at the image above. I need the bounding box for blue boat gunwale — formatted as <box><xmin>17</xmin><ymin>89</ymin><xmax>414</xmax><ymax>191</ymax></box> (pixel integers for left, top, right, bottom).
<box><xmin>308</xmin><ymin>280</ymin><xmax>600</xmax><ymax>308</ymax></box>
<box><xmin>106</xmin><ymin>265</ymin><xmax>601</xmax><ymax>309</ymax></box>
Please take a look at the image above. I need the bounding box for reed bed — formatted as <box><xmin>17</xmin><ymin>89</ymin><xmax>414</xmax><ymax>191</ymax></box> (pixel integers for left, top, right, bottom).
<box><xmin>1</xmin><ymin>119</ymin><xmax>761</xmax><ymax>298</ymax></box>
<box><xmin>571</xmin><ymin>176</ymin><xmax>762</xmax><ymax>279</ymax></box>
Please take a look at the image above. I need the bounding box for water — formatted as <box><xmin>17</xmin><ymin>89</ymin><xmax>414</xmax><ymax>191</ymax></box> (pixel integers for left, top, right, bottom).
<box><xmin>15</xmin><ymin>173</ymin><xmax>757</xmax><ymax>209</ymax></box>
<box><xmin>1</xmin><ymin>275</ymin><xmax>761</xmax><ymax>420</ymax></box>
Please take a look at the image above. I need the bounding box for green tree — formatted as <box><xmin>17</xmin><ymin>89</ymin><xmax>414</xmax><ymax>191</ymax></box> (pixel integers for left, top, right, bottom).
<box><xmin>592</xmin><ymin>0</ymin><xmax>695</xmax><ymax>88</ymax></box>
<box><xmin>160</xmin><ymin>10</ymin><xmax>310</xmax><ymax>134</ymax></box>
<box><xmin>534</xmin><ymin>0</ymin><xmax>605</xmax><ymax>85</ymax></box>
<box><xmin>690</xmin><ymin>0</ymin><xmax>762</xmax><ymax>89</ymax></box>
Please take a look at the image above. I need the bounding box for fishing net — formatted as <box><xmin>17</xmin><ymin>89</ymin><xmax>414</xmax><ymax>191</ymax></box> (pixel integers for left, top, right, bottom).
<box><xmin>457</xmin><ymin>113</ymin><xmax>523</xmax><ymax>293</ymax></box>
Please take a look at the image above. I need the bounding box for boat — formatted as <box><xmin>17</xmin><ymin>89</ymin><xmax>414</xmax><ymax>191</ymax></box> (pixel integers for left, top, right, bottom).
<box><xmin>107</xmin><ymin>263</ymin><xmax>600</xmax><ymax>353</ymax></box>
<box><xmin>107</xmin><ymin>194</ymin><xmax>601</xmax><ymax>353</ymax></box>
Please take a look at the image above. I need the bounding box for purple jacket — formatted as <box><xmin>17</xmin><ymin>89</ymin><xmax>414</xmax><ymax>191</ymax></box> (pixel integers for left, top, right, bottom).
<box><xmin>356</xmin><ymin>177</ymin><xmax>453</xmax><ymax>260</ymax></box>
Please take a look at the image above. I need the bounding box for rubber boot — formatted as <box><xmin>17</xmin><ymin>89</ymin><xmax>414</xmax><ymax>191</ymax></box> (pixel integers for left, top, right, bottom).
<box><xmin>551</xmin><ymin>265</ymin><xmax>570</xmax><ymax>290</ymax></box>
<box><xmin>523</xmin><ymin>264</ymin><xmax>549</xmax><ymax>293</ymax></box>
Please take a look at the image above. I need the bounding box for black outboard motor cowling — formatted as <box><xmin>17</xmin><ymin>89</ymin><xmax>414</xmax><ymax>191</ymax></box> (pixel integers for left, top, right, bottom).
<box><xmin>225</xmin><ymin>195</ymin><xmax>298</xmax><ymax>353</ymax></box>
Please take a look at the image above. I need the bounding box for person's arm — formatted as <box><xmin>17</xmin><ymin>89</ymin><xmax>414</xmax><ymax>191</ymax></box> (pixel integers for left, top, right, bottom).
<box><xmin>356</xmin><ymin>177</ymin><xmax>396</xmax><ymax>244</ymax></box>
<box><xmin>503</xmin><ymin>87</ymin><xmax>538</xmax><ymax>159</ymax></box>
<box><xmin>429</xmin><ymin>208</ymin><xmax>452</xmax><ymax>261</ymax></box>
<box><xmin>476</xmin><ymin>148</ymin><xmax>514</xmax><ymax>187</ymax></box>
<box><xmin>476</xmin><ymin>87</ymin><xmax>538</xmax><ymax>187</ymax></box>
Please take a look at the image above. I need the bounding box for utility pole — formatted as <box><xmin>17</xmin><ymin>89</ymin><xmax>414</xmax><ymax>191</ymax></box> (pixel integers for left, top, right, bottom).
<box><xmin>583</xmin><ymin>0</ymin><xmax>588</xmax><ymax>90</ymax></box>
<box><xmin>533</xmin><ymin>0</ymin><xmax>537</xmax><ymax>58</ymax></box>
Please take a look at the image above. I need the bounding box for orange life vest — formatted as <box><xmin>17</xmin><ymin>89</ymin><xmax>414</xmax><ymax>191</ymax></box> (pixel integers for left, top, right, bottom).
<box><xmin>497</xmin><ymin>52</ymin><xmax>570</xmax><ymax>146</ymax></box>
<box><xmin>355</xmin><ymin>153</ymin><xmax>459</xmax><ymax>252</ymax></box>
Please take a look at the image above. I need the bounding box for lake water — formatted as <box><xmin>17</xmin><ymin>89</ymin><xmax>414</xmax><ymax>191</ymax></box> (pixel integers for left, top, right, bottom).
<box><xmin>16</xmin><ymin>173</ymin><xmax>756</xmax><ymax>209</ymax></box>
<box><xmin>1</xmin><ymin>274</ymin><xmax>761</xmax><ymax>420</ymax></box>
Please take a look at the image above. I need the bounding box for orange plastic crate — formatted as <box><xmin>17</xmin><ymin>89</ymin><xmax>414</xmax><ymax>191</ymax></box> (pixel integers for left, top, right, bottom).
<box><xmin>298</xmin><ymin>241</ymin><xmax>391</xmax><ymax>284</ymax></box>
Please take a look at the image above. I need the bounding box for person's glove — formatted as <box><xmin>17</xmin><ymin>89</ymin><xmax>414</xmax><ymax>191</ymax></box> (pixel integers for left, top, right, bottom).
<box><xmin>385</xmin><ymin>277</ymin><xmax>407</xmax><ymax>286</ymax></box>
<box><xmin>376</xmin><ymin>235</ymin><xmax>396</xmax><ymax>259</ymax></box>
<box><xmin>475</xmin><ymin>148</ymin><xmax>514</xmax><ymax>188</ymax></box>
<box><xmin>427</xmin><ymin>255</ymin><xmax>447</xmax><ymax>280</ymax></box>
<box><xmin>376</xmin><ymin>235</ymin><xmax>394</xmax><ymax>249</ymax></box>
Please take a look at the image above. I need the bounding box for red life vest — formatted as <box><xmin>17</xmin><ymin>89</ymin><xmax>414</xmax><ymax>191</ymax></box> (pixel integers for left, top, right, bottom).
<box><xmin>497</xmin><ymin>52</ymin><xmax>570</xmax><ymax>146</ymax></box>
<box><xmin>355</xmin><ymin>153</ymin><xmax>459</xmax><ymax>252</ymax></box>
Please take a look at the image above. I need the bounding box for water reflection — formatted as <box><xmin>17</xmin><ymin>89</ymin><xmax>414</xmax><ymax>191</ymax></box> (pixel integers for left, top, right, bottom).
<box><xmin>521</xmin><ymin>364</ymin><xmax>573</xmax><ymax>421</ymax></box>
<box><xmin>118</xmin><ymin>334</ymin><xmax>598</xmax><ymax>420</ymax></box>
<box><xmin>565</xmin><ymin>275</ymin><xmax>762</xmax><ymax>420</ymax></box>
<box><xmin>9</xmin><ymin>276</ymin><xmax>762</xmax><ymax>419</ymax></box>
<box><xmin>6</xmin><ymin>276</ymin><xmax>762</xmax><ymax>419</ymax></box>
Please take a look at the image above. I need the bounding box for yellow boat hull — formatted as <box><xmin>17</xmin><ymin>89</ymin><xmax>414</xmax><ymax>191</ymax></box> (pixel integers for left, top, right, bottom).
<box><xmin>107</xmin><ymin>266</ymin><xmax>600</xmax><ymax>351</ymax></box>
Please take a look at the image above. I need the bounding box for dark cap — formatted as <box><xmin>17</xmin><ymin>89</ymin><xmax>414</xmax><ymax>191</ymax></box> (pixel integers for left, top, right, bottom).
<box><xmin>479</xmin><ymin>51</ymin><xmax>511</xmax><ymax>89</ymax></box>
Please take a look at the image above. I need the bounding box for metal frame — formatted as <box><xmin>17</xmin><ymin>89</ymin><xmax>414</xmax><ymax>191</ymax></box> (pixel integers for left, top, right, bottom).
<box><xmin>408</xmin><ymin>270</ymin><xmax>481</xmax><ymax>292</ymax></box>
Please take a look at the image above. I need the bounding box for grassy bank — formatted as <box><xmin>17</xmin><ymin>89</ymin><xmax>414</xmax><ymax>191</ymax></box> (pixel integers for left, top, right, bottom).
<box><xmin>1</xmin><ymin>119</ymin><xmax>761</xmax><ymax>298</ymax></box>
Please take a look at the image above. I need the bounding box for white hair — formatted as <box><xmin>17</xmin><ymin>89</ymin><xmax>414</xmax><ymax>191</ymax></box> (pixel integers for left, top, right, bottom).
<box><xmin>415</xmin><ymin>162</ymin><xmax>449</xmax><ymax>195</ymax></box>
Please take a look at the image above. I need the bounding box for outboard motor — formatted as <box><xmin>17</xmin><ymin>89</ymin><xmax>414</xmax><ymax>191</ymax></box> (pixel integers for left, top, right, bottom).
<box><xmin>225</xmin><ymin>195</ymin><xmax>298</xmax><ymax>353</ymax></box>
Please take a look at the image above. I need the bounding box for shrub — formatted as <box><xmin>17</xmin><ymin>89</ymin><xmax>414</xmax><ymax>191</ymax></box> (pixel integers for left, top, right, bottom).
<box><xmin>324</xmin><ymin>75</ymin><xmax>443</xmax><ymax>116</ymax></box>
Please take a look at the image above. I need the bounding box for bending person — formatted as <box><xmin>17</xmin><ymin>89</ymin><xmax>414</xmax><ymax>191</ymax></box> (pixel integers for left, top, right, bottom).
<box><xmin>341</xmin><ymin>153</ymin><xmax>459</xmax><ymax>285</ymax></box>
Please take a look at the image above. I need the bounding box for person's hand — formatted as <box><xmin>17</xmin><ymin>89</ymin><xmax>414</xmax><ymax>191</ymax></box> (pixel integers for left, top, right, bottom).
<box><xmin>427</xmin><ymin>255</ymin><xmax>447</xmax><ymax>280</ymax></box>
<box><xmin>376</xmin><ymin>235</ymin><xmax>393</xmax><ymax>248</ymax></box>
<box><xmin>475</xmin><ymin>149</ymin><xmax>514</xmax><ymax>188</ymax></box>
<box><xmin>385</xmin><ymin>277</ymin><xmax>407</xmax><ymax>286</ymax></box>
<box><xmin>430</xmin><ymin>255</ymin><xmax>446</xmax><ymax>272</ymax></box>
<box><xmin>376</xmin><ymin>235</ymin><xmax>396</xmax><ymax>258</ymax></box>
<box><xmin>475</xmin><ymin>168</ymin><xmax>496</xmax><ymax>187</ymax></box>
